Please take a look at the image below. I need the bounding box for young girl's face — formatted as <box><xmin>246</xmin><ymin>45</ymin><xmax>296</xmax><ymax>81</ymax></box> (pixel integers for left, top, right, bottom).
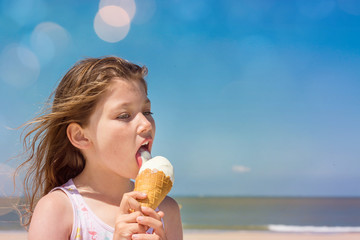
<box><xmin>83</xmin><ymin>77</ymin><xmax>155</xmax><ymax>179</ymax></box>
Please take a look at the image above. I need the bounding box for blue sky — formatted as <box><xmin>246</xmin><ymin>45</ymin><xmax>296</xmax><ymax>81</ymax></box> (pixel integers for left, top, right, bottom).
<box><xmin>0</xmin><ymin>0</ymin><xmax>360</xmax><ymax>197</ymax></box>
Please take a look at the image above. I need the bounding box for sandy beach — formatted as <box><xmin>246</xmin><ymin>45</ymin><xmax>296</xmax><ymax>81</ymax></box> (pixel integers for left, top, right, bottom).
<box><xmin>1</xmin><ymin>231</ymin><xmax>360</xmax><ymax>240</ymax></box>
<box><xmin>184</xmin><ymin>231</ymin><xmax>360</xmax><ymax>240</ymax></box>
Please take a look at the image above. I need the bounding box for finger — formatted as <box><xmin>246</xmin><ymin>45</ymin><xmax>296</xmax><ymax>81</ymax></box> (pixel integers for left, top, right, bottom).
<box><xmin>136</xmin><ymin>215</ymin><xmax>164</xmax><ymax>234</ymax></box>
<box><xmin>128</xmin><ymin>211</ymin><xmax>150</xmax><ymax>232</ymax></box>
<box><xmin>139</xmin><ymin>207</ymin><xmax>165</xmax><ymax>234</ymax></box>
<box><xmin>122</xmin><ymin>191</ymin><xmax>148</xmax><ymax>203</ymax></box>
<box><xmin>132</xmin><ymin>233</ymin><xmax>162</xmax><ymax>240</ymax></box>
<box><xmin>113</xmin><ymin>222</ymin><xmax>148</xmax><ymax>238</ymax></box>
<box><xmin>119</xmin><ymin>192</ymin><xmax>147</xmax><ymax>214</ymax></box>
<box><xmin>141</xmin><ymin>206</ymin><xmax>164</xmax><ymax>220</ymax></box>
<box><xmin>114</xmin><ymin>210</ymin><xmax>150</xmax><ymax>239</ymax></box>
<box><xmin>157</xmin><ymin>211</ymin><xmax>165</xmax><ymax>219</ymax></box>
<box><xmin>116</xmin><ymin>211</ymin><xmax>142</xmax><ymax>224</ymax></box>
<box><xmin>127</xmin><ymin>222</ymin><xmax>148</xmax><ymax>233</ymax></box>
<box><xmin>121</xmin><ymin>197</ymin><xmax>142</xmax><ymax>214</ymax></box>
<box><xmin>131</xmin><ymin>191</ymin><xmax>148</xmax><ymax>200</ymax></box>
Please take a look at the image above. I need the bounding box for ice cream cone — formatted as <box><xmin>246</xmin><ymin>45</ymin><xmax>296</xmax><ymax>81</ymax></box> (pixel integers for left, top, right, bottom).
<box><xmin>134</xmin><ymin>168</ymin><xmax>173</xmax><ymax>209</ymax></box>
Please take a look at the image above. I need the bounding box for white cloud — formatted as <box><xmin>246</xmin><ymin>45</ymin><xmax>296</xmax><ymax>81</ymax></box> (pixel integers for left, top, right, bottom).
<box><xmin>232</xmin><ymin>165</ymin><xmax>251</xmax><ymax>173</ymax></box>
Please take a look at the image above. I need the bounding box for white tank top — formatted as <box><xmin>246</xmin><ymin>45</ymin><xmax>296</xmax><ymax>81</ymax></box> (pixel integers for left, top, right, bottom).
<box><xmin>52</xmin><ymin>179</ymin><xmax>159</xmax><ymax>239</ymax></box>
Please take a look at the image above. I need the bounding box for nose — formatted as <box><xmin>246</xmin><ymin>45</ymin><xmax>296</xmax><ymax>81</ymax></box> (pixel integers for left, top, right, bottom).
<box><xmin>137</xmin><ymin>113</ymin><xmax>153</xmax><ymax>135</ymax></box>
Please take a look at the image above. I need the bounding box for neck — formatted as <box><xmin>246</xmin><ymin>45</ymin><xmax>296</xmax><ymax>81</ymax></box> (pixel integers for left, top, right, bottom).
<box><xmin>73</xmin><ymin>165</ymin><xmax>134</xmax><ymax>206</ymax></box>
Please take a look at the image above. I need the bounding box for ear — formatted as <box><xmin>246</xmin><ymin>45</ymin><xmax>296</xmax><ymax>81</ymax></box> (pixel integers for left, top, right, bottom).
<box><xmin>66</xmin><ymin>123</ymin><xmax>91</xmax><ymax>149</ymax></box>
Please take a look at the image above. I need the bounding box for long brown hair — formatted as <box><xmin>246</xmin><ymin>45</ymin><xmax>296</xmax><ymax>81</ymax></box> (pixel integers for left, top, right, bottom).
<box><xmin>16</xmin><ymin>56</ymin><xmax>148</xmax><ymax>227</ymax></box>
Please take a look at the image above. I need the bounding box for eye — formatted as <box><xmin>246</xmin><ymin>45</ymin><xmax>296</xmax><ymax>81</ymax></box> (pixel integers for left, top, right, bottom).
<box><xmin>143</xmin><ymin>111</ymin><xmax>153</xmax><ymax>116</ymax></box>
<box><xmin>117</xmin><ymin>113</ymin><xmax>131</xmax><ymax>120</ymax></box>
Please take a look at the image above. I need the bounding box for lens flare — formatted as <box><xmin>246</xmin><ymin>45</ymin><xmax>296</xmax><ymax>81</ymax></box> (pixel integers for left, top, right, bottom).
<box><xmin>30</xmin><ymin>22</ymin><xmax>70</xmax><ymax>65</ymax></box>
<box><xmin>99</xmin><ymin>5</ymin><xmax>131</xmax><ymax>27</ymax></box>
<box><xmin>1</xmin><ymin>0</ymin><xmax>47</xmax><ymax>26</ymax></box>
<box><xmin>133</xmin><ymin>0</ymin><xmax>156</xmax><ymax>24</ymax></box>
<box><xmin>94</xmin><ymin>6</ymin><xmax>131</xmax><ymax>43</ymax></box>
<box><xmin>99</xmin><ymin>0</ymin><xmax>136</xmax><ymax>20</ymax></box>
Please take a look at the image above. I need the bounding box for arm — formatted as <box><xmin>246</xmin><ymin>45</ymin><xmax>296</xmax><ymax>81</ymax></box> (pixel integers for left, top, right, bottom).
<box><xmin>159</xmin><ymin>196</ymin><xmax>183</xmax><ymax>240</ymax></box>
<box><xmin>28</xmin><ymin>190</ymin><xmax>73</xmax><ymax>240</ymax></box>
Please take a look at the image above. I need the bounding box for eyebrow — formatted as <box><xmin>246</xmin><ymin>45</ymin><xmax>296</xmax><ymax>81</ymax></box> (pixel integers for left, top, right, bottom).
<box><xmin>111</xmin><ymin>98</ymin><xmax>151</xmax><ymax>109</ymax></box>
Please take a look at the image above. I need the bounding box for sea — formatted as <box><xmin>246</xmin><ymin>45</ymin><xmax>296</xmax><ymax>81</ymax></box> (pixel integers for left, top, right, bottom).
<box><xmin>1</xmin><ymin>196</ymin><xmax>360</xmax><ymax>233</ymax></box>
<box><xmin>176</xmin><ymin>196</ymin><xmax>360</xmax><ymax>233</ymax></box>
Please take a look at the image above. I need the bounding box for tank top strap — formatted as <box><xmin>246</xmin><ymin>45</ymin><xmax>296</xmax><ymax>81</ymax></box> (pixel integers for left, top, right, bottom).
<box><xmin>51</xmin><ymin>179</ymin><xmax>161</xmax><ymax>239</ymax></box>
<box><xmin>51</xmin><ymin>179</ymin><xmax>114</xmax><ymax>239</ymax></box>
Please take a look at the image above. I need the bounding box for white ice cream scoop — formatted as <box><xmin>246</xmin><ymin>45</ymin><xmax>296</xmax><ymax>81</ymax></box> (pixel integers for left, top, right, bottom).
<box><xmin>139</xmin><ymin>155</ymin><xmax>174</xmax><ymax>183</ymax></box>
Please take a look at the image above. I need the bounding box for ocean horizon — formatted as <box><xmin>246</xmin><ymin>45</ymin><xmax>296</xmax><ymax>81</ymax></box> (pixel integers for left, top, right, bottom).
<box><xmin>1</xmin><ymin>196</ymin><xmax>360</xmax><ymax>233</ymax></box>
<box><xmin>175</xmin><ymin>196</ymin><xmax>360</xmax><ymax>233</ymax></box>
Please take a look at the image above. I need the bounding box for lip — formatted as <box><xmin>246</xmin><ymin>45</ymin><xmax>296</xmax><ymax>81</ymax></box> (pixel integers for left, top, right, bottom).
<box><xmin>135</xmin><ymin>138</ymin><xmax>153</xmax><ymax>168</ymax></box>
<box><xmin>139</xmin><ymin>137</ymin><xmax>153</xmax><ymax>153</ymax></box>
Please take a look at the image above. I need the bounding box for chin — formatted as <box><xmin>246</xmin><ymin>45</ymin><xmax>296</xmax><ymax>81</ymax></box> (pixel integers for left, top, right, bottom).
<box><xmin>131</xmin><ymin>173</ymin><xmax>138</xmax><ymax>180</ymax></box>
<box><xmin>128</xmin><ymin>170</ymin><xmax>139</xmax><ymax>180</ymax></box>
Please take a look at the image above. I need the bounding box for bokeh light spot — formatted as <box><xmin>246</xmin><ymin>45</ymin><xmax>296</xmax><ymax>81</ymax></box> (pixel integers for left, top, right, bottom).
<box><xmin>99</xmin><ymin>0</ymin><xmax>136</xmax><ymax>20</ymax></box>
<box><xmin>94</xmin><ymin>6</ymin><xmax>131</xmax><ymax>43</ymax></box>
<box><xmin>133</xmin><ymin>0</ymin><xmax>156</xmax><ymax>24</ymax></box>
<box><xmin>30</xmin><ymin>22</ymin><xmax>71</xmax><ymax>65</ymax></box>
<box><xmin>0</xmin><ymin>44</ymin><xmax>40</xmax><ymax>88</ymax></box>
<box><xmin>99</xmin><ymin>5</ymin><xmax>131</xmax><ymax>27</ymax></box>
<box><xmin>1</xmin><ymin>0</ymin><xmax>47</xmax><ymax>26</ymax></box>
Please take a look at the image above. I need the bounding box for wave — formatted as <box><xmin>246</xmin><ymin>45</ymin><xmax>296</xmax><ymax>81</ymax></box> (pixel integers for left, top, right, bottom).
<box><xmin>268</xmin><ymin>225</ymin><xmax>360</xmax><ymax>233</ymax></box>
<box><xmin>183</xmin><ymin>224</ymin><xmax>360</xmax><ymax>233</ymax></box>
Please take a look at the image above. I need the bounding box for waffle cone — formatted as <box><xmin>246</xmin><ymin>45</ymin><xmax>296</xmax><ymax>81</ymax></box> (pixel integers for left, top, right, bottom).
<box><xmin>134</xmin><ymin>168</ymin><xmax>173</xmax><ymax>209</ymax></box>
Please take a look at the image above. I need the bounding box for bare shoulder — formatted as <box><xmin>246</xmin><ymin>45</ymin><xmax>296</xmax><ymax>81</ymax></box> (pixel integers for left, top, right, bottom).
<box><xmin>159</xmin><ymin>196</ymin><xmax>183</xmax><ymax>240</ymax></box>
<box><xmin>28</xmin><ymin>190</ymin><xmax>73</xmax><ymax>240</ymax></box>
<box><xmin>160</xmin><ymin>196</ymin><xmax>180</xmax><ymax>214</ymax></box>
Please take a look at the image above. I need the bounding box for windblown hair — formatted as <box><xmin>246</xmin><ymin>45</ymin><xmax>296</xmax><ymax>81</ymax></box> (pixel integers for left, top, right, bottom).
<box><xmin>16</xmin><ymin>56</ymin><xmax>148</xmax><ymax>227</ymax></box>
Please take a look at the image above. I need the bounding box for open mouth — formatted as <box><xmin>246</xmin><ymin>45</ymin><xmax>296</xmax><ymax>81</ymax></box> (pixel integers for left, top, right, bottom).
<box><xmin>135</xmin><ymin>141</ymin><xmax>151</xmax><ymax>168</ymax></box>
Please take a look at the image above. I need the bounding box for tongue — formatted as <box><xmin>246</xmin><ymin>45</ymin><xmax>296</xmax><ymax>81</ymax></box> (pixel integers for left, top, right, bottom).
<box><xmin>136</xmin><ymin>147</ymin><xmax>151</xmax><ymax>168</ymax></box>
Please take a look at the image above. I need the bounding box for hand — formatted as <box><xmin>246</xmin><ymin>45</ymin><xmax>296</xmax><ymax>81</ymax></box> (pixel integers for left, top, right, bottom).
<box><xmin>131</xmin><ymin>206</ymin><xmax>167</xmax><ymax>240</ymax></box>
<box><xmin>113</xmin><ymin>191</ymin><xmax>148</xmax><ymax>240</ymax></box>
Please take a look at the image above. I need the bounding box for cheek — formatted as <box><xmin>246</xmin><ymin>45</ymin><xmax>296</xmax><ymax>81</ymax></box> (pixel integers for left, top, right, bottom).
<box><xmin>103</xmin><ymin>131</ymin><xmax>128</xmax><ymax>148</ymax></box>
<box><xmin>150</xmin><ymin>118</ymin><xmax>156</xmax><ymax>134</ymax></box>
<box><xmin>107</xmin><ymin>128</ymin><xmax>135</xmax><ymax>153</ymax></box>
<box><xmin>95</xmin><ymin>123</ymin><xmax>126</xmax><ymax>151</ymax></box>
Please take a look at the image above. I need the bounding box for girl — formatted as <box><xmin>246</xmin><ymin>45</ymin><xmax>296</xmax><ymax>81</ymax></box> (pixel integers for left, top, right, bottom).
<box><xmin>16</xmin><ymin>56</ymin><xmax>183</xmax><ymax>240</ymax></box>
